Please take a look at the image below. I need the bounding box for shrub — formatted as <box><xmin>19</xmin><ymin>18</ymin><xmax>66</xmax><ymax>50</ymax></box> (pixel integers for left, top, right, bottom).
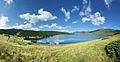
<box><xmin>31</xmin><ymin>40</ymin><xmax>37</xmax><ymax>43</ymax></box>
<box><xmin>105</xmin><ymin>40</ymin><xmax>120</xmax><ymax>62</ymax></box>
<box><xmin>101</xmin><ymin>37</ymin><xmax>109</xmax><ymax>40</ymax></box>
<box><xmin>8</xmin><ymin>36</ymin><xmax>34</xmax><ymax>45</ymax></box>
<box><xmin>113</xmin><ymin>33</ymin><xmax>120</xmax><ymax>35</ymax></box>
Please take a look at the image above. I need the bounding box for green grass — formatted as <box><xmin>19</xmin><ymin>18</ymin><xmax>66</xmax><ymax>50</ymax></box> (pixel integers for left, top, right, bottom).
<box><xmin>0</xmin><ymin>34</ymin><xmax>120</xmax><ymax>62</ymax></box>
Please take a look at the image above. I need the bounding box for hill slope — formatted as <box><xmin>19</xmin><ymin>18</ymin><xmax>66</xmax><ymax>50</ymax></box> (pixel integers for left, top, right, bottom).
<box><xmin>0</xmin><ymin>29</ymin><xmax>70</xmax><ymax>40</ymax></box>
<box><xmin>74</xmin><ymin>29</ymin><xmax>120</xmax><ymax>34</ymax></box>
<box><xmin>0</xmin><ymin>34</ymin><xmax>120</xmax><ymax>62</ymax></box>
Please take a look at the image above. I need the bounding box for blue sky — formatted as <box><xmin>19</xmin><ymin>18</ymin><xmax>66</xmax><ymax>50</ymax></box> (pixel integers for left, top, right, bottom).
<box><xmin>0</xmin><ymin>0</ymin><xmax>120</xmax><ymax>32</ymax></box>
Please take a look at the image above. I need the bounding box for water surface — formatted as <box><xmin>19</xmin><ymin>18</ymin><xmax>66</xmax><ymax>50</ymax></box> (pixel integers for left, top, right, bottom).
<box><xmin>34</xmin><ymin>34</ymin><xmax>111</xmax><ymax>45</ymax></box>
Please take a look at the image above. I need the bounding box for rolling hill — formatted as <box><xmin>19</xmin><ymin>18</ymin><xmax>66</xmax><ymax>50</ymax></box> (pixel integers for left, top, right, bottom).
<box><xmin>0</xmin><ymin>29</ymin><xmax>70</xmax><ymax>40</ymax></box>
<box><xmin>74</xmin><ymin>28</ymin><xmax>120</xmax><ymax>34</ymax></box>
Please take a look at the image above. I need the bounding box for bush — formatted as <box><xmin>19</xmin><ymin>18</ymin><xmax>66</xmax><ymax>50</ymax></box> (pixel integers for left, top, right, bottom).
<box><xmin>105</xmin><ymin>40</ymin><xmax>120</xmax><ymax>62</ymax></box>
<box><xmin>31</xmin><ymin>40</ymin><xmax>37</xmax><ymax>43</ymax></box>
<box><xmin>113</xmin><ymin>33</ymin><xmax>120</xmax><ymax>35</ymax></box>
<box><xmin>101</xmin><ymin>37</ymin><xmax>109</xmax><ymax>40</ymax></box>
<box><xmin>8</xmin><ymin>36</ymin><xmax>34</xmax><ymax>45</ymax></box>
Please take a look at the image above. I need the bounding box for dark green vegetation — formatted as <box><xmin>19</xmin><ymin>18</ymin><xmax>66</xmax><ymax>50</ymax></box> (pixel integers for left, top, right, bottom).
<box><xmin>105</xmin><ymin>40</ymin><xmax>120</xmax><ymax>62</ymax></box>
<box><xmin>74</xmin><ymin>29</ymin><xmax>120</xmax><ymax>35</ymax></box>
<box><xmin>102</xmin><ymin>37</ymin><xmax>109</xmax><ymax>40</ymax></box>
<box><xmin>0</xmin><ymin>29</ymin><xmax>70</xmax><ymax>40</ymax></box>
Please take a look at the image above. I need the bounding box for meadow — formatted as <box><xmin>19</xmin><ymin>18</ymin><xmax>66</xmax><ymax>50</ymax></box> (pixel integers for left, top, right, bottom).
<box><xmin>0</xmin><ymin>34</ymin><xmax>120</xmax><ymax>62</ymax></box>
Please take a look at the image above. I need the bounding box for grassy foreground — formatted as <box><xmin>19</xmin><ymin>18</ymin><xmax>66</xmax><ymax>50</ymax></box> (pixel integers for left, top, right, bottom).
<box><xmin>0</xmin><ymin>34</ymin><xmax>120</xmax><ymax>62</ymax></box>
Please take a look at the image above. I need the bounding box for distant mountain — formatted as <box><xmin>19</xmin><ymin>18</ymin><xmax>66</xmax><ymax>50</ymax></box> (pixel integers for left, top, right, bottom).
<box><xmin>90</xmin><ymin>28</ymin><xmax>120</xmax><ymax>34</ymax></box>
<box><xmin>74</xmin><ymin>31</ymin><xmax>90</xmax><ymax>33</ymax></box>
<box><xmin>7</xmin><ymin>29</ymin><xmax>24</xmax><ymax>31</ymax></box>
<box><xmin>74</xmin><ymin>28</ymin><xmax>120</xmax><ymax>34</ymax></box>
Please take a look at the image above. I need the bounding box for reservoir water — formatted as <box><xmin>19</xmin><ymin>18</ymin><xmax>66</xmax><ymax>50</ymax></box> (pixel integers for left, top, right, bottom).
<box><xmin>33</xmin><ymin>34</ymin><xmax>111</xmax><ymax>45</ymax></box>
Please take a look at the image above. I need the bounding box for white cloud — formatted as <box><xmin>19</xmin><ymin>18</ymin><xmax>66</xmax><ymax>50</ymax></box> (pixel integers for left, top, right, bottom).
<box><xmin>0</xmin><ymin>16</ymin><xmax>40</xmax><ymax>31</ymax></box>
<box><xmin>79</xmin><ymin>0</ymin><xmax>91</xmax><ymax>16</ymax></box>
<box><xmin>82</xmin><ymin>17</ymin><xmax>90</xmax><ymax>22</ymax></box>
<box><xmin>19</xmin><ymin>13</ymin><xmax>31</xmax><ymax>20</ymax></box>
<box><xmin>0</xmin><ymin>16</ymin><xmax>9</xmax><ymax>29</ymax></box>
<box><xmin>72</xmin><ymin>21</ymin><xmax>78</xmax><ymax>24</ymax></box>
<box><xmin>56</xmin><ymin>30</ymin><xmax>70</xmax><ymax>32</ymax></box>
<box><xmin>61</xmin><ymin>8</ymin><xmax>70</xmax><ymax>22</ymax></box>
<box><xmin>71</xmin><ymin>6</ymin><xmax>80</xmax><ymax>13</ymax></box>
<box><xmin>8</xmin><ymin>23</ymin><xmax>40</xmax><ymax>31</ymax></box>
<box><xmin>80</xmin><ymin>0</ymin><xmax>106</xmax><ymax>25</ymax></box>
<box><xmin>56</xmin><ymin>30</ymin><xmax>77</xmax><ymax>33</ymax></box>
<box><xmin>24</xmin><ymin>21</ymin><xmax>27</xmax><ymax>24</ymax></box>
<box><xmin>39</xmin><ymin>23</ymin><xmax>65</xmax><ymax>30</ymax></box>
<box><xmin>4</xmin><ymin>0</ymin><xmax>13</xmax><ymax>5</ymax></box>
<box><xmin>38</xmin><ymin>9</ymin><xmax>57</xmax><ymax>21</ymax></box>
<box><xmin>104</xmin><ymin>0</ymin><xmax>112</xmax><ymax>8</ymax></box>
<box><xmin>19</xmin><ymin>8</ymin><xmax>57</xmax><ymax>24</ymax></box>
<box><xmin>82</xmin><ymin>12</ymin><xmax>105</xmax><ymax>25</ymax></box>
<box><xmin>83</xmin><ymin>0</ymin><xmax>88</xmax><ymax>4</ymax></box>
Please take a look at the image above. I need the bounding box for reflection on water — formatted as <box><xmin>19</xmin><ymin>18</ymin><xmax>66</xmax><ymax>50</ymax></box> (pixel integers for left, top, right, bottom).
<box><xmin>37</xmin><ymin>35</ymin><xmax>65</xmax><ymax>45</ymax></box>
<box><xmin>35</xmin><ymin>34</ymin><xmax>111</xmax><ymax>45</ymax></box>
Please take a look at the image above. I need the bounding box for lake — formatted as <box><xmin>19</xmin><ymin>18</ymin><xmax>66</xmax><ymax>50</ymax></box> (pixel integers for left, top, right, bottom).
<box><xmin>28</xmin><ymin>34</ymin><xmax>111</xmax><ymax>45</ymax></box>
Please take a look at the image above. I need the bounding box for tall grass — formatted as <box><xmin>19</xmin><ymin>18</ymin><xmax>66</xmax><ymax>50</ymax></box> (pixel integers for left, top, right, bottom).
<box><xmin>0</xmin><ymin>34</ymin><xmax>120</xmax><ymax>62</ymax></box>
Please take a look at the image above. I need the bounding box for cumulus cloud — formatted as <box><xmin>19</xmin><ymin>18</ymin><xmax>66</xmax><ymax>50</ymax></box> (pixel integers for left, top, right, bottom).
<box><xmin>8</xmin><ymin>23</ymin><xmax>40</xmax><ymax>31</ymax></box>
<box><xmin>61</xmin><ymin>8</ymin><xmax>70</xmax><ymax>22</ymax></box>
<box><xmin>19</xmin><ymin>8</ymin><xmax>57</xmax><ymax>24</ymax></box>
<box><xmin>104</xmin><ymin>0</ymin><xmax>112</xmax><ymax>8</ymax></box>
<box><xmin>4</xmin><ymin>0</ymin><xmax>13</xmax><ymax>5</ymax></box>
<box><xmin>80</xmin><ymin>0</ymin><xmax>106</xmax><ymax>25</ymax></box>
<box><xmin>0</xmin><ymin>16</ymin><xmax>39</xmax><ymax>31</ymax></box>
<box><xmin>71</xmin><ymin>6</ymin><xmax>80</xmax><ymax>13</ymax></box>
<box><xmin>39</xmin><ymin>23</ymin><xmax>65</xmax><ymax>30</ymax></box>
<box><xmin>82</xmin><ymin>12</ymin><xmax>105</xmax><ymax>25</ymax></box>
<box><xmin>0</xmin><ymin>16</ymin><xmax>38</xmax><ymax>31</ymax></box>
<box><xmin>0</xmin><ymin>16</ymin><xmax>9</xmax><ymax>29</ymax></box>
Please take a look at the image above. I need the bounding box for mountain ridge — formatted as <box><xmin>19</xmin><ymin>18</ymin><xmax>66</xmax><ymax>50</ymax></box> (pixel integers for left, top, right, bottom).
<box><xmin>74</xmin><ymin>28</ymin><xmax>120</xmax><ymax>34</ymax></box>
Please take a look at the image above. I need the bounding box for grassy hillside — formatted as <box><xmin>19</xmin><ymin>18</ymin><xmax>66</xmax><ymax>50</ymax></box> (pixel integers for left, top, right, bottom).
<box><xmin>90</xmin><ymin>29</ymin><xmax>120</xmax><ymax>34</ymax></box>
<box><xmin>74</xmin><ymin>29</ymin><xmax>120</xmax><ymax>35</ymax></box>
<box><xmin>0</xmin><ymin>34</ymin><xmax>120</xmax><ymax>62</ymax></box>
